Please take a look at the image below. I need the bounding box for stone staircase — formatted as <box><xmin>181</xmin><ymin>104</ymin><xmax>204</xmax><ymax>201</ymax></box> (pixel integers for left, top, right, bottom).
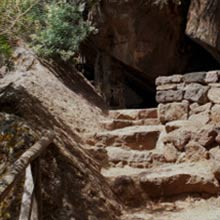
<box><xmin>86</xmin><ymin>108</ymin><xmax>220</xmax><ymax>220</ymax></box>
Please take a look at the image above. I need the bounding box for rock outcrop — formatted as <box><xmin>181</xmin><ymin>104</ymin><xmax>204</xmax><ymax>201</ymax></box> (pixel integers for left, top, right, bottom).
<box><xmin>81</xmin><ymin>0</ymin><xmax>220</xmax><ymax>109</ymax></box>
<box><xmin>0</xmin><ymin>45</ymin><xmax>121</xmax><ymax>220</ymax></box>
<box><xmin>186</xmin><ymin>0</ymin><xmax>220</xmax><ymax>61</ymax></box>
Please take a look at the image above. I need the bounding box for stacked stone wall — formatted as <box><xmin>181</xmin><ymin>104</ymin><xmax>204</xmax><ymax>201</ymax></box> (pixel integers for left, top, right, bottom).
<box><xmin>156</xmin><ymin>71</ymin><xmax>220</xmax><ymax>125</ymax></box>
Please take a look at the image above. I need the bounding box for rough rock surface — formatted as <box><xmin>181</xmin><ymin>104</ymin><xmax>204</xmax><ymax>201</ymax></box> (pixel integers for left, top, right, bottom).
<box><xmin>0</xmin><ymin>45</ymin><xmax>120</xmax><ymax>220</ymax></box>
<box><xmin>158</xmin><ymin>102</ymin><xmax>188</xmax><ymax>124</ymax></box>
<box><xmin>184</xmin><ymin>83</ymin><xmax>208</xmax><ymax>104</ymax></box>
<box><xmin>208</xmin><ymin>87</ymin><xmax>220</xmax><ymax>104</ymax></box>
<box><xmin>89</xmin><ymin>0</ymin><xmax>188</xmax><ymax>83</ymax></box>
<box><xmin>109</xmin><ymin>108</ymin><xmax>157</xmax><ymax>120</ymax></box>
<box><xmin>186</xmin><ymin>0</ymin><xmax>220</xmax><ymax>61</ymax></box>
<box><xmin>139</xmin><ymin>161</ymin><xmax>219</xmax><ymax>197</ymax></box>
<box><xmin>100</xmin><ymin>118</ymin><xmax>159</xmax><ymax>131</ymax></box>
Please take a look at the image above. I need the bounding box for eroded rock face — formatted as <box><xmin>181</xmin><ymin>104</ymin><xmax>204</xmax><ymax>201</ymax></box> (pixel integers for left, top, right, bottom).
<box><xmin>186</xmin><ymin>0</ymin><xmax>220</xmax><ymax>61</ymax></box>
<box><xmin>89</xmin><ymin>0</ymin><xmax>190</xmax><ymax>83</ymax></box>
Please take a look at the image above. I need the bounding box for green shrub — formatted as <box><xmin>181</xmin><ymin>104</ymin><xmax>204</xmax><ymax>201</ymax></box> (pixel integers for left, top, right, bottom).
<box><xmin>0</xmin><ymin>1</ymin><xmax>96</xmax><ymax>61</ymax></box>
<box><xmin>0</xmin><ymin>35</ymin><xmax>12</xmax><ymax>67</ymax></box>
<box><xmin>32</xmin><ymin>2</ymin><xmax>96</xmax><ymax>61</ymax></box>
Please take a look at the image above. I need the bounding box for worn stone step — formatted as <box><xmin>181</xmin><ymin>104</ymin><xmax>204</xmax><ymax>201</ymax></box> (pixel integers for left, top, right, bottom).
<box><xmin>101</xmin><ymin>118</ymin><xmax>160</xmax><ymax>131</ymax></box>
<box><xmin>139</xmin><ymin>161</ymin><xmax>219</xmax><ymax>197</ymax></box>
<box><xmin>109</xmin><ymin>108</ymin><xmax>157</xmax><ymax>120</ymax></box>
<box><xmin>102</xmin><ymin>161</ymin><xmax>220</xmax><ymax>205</ymax></box>
<box><xmin>89</xmin><ymin>125</ymin><xmax>163</xmax><ymax>150</ymax></box>
<box><xmin>106</xmin><ymin>147</ymin><xmax>165</xmax><ymax>168</ymax></box>
<box><xmin>121</xmin><ymin>197</ymin><xmax>220</xmax><ymax>220</ymax></box>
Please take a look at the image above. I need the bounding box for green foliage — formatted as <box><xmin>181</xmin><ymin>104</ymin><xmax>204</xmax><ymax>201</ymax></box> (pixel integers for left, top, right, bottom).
<box><xmin>0</xmin><ymin>36</ymin><xmax>12</xmax><ymax>58</ymax></box>
<box><xmin>0</xmin><ymin>0</ymin><xmax>97</xmax><ymax>61</ymax></box>
<box><xmin>0</xmin><ymin>35</ymin><xmax>12</xmax><ymax>66</ymax></box>
<box><xmin>32</xmin><ymin>2</ymin><xmax>96</xmax><ymax>61</ymax></box>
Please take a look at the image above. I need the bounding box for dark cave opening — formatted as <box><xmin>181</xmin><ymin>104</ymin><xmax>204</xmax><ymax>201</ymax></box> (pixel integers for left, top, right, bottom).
<box><xmin>183</xmin><ymin>37</ymin><xmax>220</xmax><ymax>73</ymax></box>
<box><xmin>80</xmin><ymin>37</ymin><xmax>220</xmax><ymax>110</ymax></box>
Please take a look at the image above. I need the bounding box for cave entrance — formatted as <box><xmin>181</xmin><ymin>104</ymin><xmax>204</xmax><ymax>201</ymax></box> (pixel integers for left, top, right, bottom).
<box><xmin>80</xmin><ymin>37</ymin><xmax>220</xmax><ymax>110</ymax></box>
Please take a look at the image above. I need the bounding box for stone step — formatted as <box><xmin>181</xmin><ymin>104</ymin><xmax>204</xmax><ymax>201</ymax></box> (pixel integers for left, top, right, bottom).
<box><xmin>106</xmin><ymin>147</ymin><xmax>165</xmax><ymax>168</ymax></box>
<box><xmin>139</xmin><ymin>162</ymin><xmax>219</xmax><ymax>197</ymax></box>
<box><xmin>88</xmin><ymin>125</ymin><xmax>163</xmax><ymax>150</ymax></box>
<box><xmin>100</xmin><ymin>118</ymin><xmax>160</xmax><ymax>131</ymax></box>
<box><xmin>109</xmin><ymin>108</ymin><xmax>157</xmax><ymax>121</ymax></box>
<box><xmin>102</xmin><ymin>161</ymin><xmax>220</xmax><ymax>206</ymax></box>
<box><xmin>121</xmin><ymin>197</ymin><xmax>220</xmax><ymax>220</ymax></box>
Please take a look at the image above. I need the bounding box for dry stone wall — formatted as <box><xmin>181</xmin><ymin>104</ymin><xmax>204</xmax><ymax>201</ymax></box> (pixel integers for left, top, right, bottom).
<box><xmin>156</xmin><ymin>71</ymin><xmax>220</xmax><ymax>125</ymax></box>
<box><xmin>155</xmin><ymin>71</ymin><xmax>220</xmax><ymax>166</ymax></box>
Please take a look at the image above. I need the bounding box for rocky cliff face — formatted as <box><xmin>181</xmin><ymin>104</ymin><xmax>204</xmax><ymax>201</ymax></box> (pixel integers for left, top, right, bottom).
<box><xmin>82</xmin><ymin>0</ymin><xmax>220</xmax><ymax>108</ymax></box>
<box><xmin>186</xmin><ymin>0</ymin><xmax>220</xmax><ymax>61</ymax></box>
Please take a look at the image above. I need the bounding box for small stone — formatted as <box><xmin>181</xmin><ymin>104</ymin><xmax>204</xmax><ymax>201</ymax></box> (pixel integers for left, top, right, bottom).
<box><xmin>157</xmin><ymin>84</ymin><xmax>178</xmax><ymax>91</ymax></box>
<box><xmin>165</xmin><ymin>120</ymin><xmax>203</xmax><ymax>133</ymax></box>
<box><xmin>163</xmin><ymin>143</ymin><xmax>178</xmax><ymax>162</ymax></box>
<box><xmin>158</xmin><ymin>101</ymin><xmax>189</xmax><ymax>124</ymax></box>
<box><xmin>163</xmin><ymin>128</ymin><xmax>192</xmax><ymax>151</ymax></box>
<box><xmin>210</xmin><ymin>105</ymin><xmax>220</xmax><ymax>124</ymax></box>
<box><xmin>208</xmin><ymin>87</ymin><xmax>220</xmax><ymax>104</ymax></box>
<box><xmin>205</xmin><ymin>71</ymin><xmax>219</xmax><ymax>83</ymax></box>
<box><xmin>209</xmin><ymin>146</ymin><xmax>220</xmax><ymax>162</ymax></box>
<box><xmin>156</xmin><ymin>90</ymin><xmax>183</xmax><ymax>103</ymax></box>
<box><xmin>208</xmin><ymin>83</ymin><xmax>220</xmax><ymax>88</ymax></box>
<box><xmin>184</xmin><ymin>83</ymin><xmax>209</xmax><ymax>104</ymax></box>
<box><xmin>215</xmin><ymin>133</ymin><xmax>220</xmax><ymax>145</ymax></box>
<box><xmin>156</xmin><ymin>75</ymin><xmax>183</xmax><ymax>86</ymax></box>
<box><xmin>189</xmin><ymin>103</ymin><xmax>212</xmax><ymax>115</ymax></box>
<box><xmin>185</xmin><ymin>141</ymin><xmax>209</xmax><ymax>162</ymax></box>
<box><xmin>195</xmin><ymin>126</ymin><xmax>217</xmax><ymax>148</ymax></box>
<box><xmin>184</xmin><ymin>72</ymin><xmax>206</xmax><ymax>83</ymax></box>
<box><xmin>157</xmin><ymin>83</ymin><xmax>184</xmax><ymax>91</ymax></box>
<box><xmin>189</xmin><ymin>111</ymin><xmax>210</xmax><ymax>125</ymax></box>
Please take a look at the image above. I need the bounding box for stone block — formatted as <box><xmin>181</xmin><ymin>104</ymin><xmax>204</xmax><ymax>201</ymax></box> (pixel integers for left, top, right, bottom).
<box><xmin>156</xmin><ymin>90</ymin><xmax>183</xmax><ymax>103</ymax></box>
<box><xmin>184</xmin><ymin>83</ymin><xmax>209</xmax><ymax>104</ymax></box>
<box><xmin>139</xmin><ymin>162</ymin><xmax>219</xmax><ymax>197</ymax></box>
<box><xmin>157</xmin><ymin>83</ymin><xmax>184</xmax><ymax>91</ymax></box>
<box><xmin>208</xmin><ymin>87</ymin><xmax>220</xmax><ymax>104</ymax></box>
<box><xmin>189</xmin><ymin>102</ymin><xmax>212</xmax><ymax>115</ymax></box>
<box><xmin>211</xmin><ymin>104</ymin><xmax>220</xmax><ymax>124</ymax></box>
<box><xmin>163</xmin><ymin>143</ymin><xmax>178</xmax><ymax>162</ymax></box>
<box><xmin>163</xmin><ymin>128</ymin><xmax>192</xmax><ymax>151</ymax></box>
<box><xmin>195</xmin><ymin>126</ymin><xmax>217</xmax><ymax>148</ymax></box>
<box><xmin>189</xmin><ymin>111</ymin><xmax>210</xmax><ymax>125</ymax></box>
<box><xmin>185</xmin><ymin>141</ymin><xmax>209</xmax><ymax>162</ymax></box>
<box><xmin>205</xmin><ymin>71</ymin><xmax>219</xmax><ymax>83</ymax></box>
<box><xmin>155</xmin><ymin>75</ymin><xmax>183</xmax><ymax>86</ymax></box>
<box><xmin>183</xmin><ymin>72</ymin><xmax>206</xmax><ymax>83</ymax></box>
<box><xmin>158</xmin><ymin>102</ymin><xmax>188</xmax><ymax>124</ymax></box>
